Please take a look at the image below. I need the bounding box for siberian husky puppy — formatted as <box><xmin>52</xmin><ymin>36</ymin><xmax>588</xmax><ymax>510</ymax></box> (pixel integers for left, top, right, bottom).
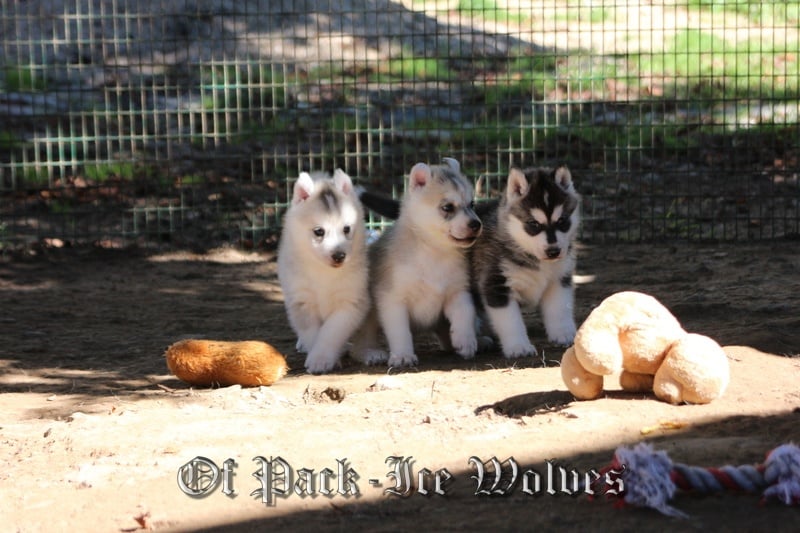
<box><xmin>470</xmin><ymin>166</ymin><xmax>581</xmax><ymax>358</ymax></box>
<box><xmin>353</xmin><ymin>158</ymin><xmax>482</xmax><ymax>367</ymax></box>
<box><xmin>277</xmin><ymin>170</ymin><xmax>369</xmax><ymax>374</ymax></box>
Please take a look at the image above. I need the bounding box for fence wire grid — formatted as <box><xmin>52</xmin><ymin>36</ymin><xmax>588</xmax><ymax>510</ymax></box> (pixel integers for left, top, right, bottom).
<box><xmin>1</xmin><ymin>0</ymin><xmax>798</xmax><ymax>249</ymax></box>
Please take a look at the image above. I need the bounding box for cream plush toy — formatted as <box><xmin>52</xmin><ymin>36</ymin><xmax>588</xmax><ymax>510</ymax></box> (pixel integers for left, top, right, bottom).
<box><xmin>561</xmin><ymin>291</ymin><xmax>729</xmax><ymax>404</ymax></box>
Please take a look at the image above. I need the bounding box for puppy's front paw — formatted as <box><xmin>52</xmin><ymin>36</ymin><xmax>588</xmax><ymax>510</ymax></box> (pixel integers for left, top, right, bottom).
<box><xmin>451</xmin><ymin>331</ymin><xmax>478</xmax><ymax>359</ymax></box>
<box><xmin>388</xmin><ymin>352</ymin><xmax>419</xmax><ymax>368</ymax></box>
<box><xmin>546</xmin><ymin>323</ymin><xmax>577</xmax><ymax>347</ymax></box>
<box><xmin>360</xmin><ymin>349</ymin><xmax>390</xmax><ymax>366</ymax></box>
<box><xmin>304</xmin><ymin>353</ymin><xmax>340</xmax><ymax>375</ymax></box>
<box><xmin>296</xmin><ymin>339</ymin><xmax>311</xmax><ymax>353</ymax></box>
<box><xmin>502</xmin><ymin>339</ymin><xmax>537</xmax><ymax>358</ymax></box>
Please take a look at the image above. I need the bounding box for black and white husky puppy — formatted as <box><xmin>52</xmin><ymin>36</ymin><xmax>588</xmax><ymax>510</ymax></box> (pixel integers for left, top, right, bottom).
<box><xmin>471</xmin><ymin>166</ymin><xmax>580</xmax><ymax>357</ymax></box>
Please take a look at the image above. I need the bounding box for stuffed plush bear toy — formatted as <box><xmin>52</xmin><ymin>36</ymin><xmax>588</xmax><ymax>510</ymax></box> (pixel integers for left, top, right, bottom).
<box><xmin>561</xmin><ymin>291</ymin><xmax>729</xmax><ymax>404</ymax></box>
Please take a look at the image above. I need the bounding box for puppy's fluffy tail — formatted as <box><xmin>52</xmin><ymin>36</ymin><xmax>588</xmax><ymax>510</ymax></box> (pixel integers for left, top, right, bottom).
<box><xmin>355</xmin><ymin>186</ymin><xmax>401</xmax><ymax>220</ymax></box>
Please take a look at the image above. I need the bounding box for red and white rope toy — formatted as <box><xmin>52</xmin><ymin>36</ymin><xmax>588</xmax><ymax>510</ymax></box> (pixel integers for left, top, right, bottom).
<box><xmin>595</xmin><ymin>442</ymin><xmax>800</xmax><ymax>518</ymax></box>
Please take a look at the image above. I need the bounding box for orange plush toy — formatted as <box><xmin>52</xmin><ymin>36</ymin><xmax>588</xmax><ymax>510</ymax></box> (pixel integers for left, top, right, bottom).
<box><xmin>165</xmin><ymin>339</ymin><xmax>288</xmax><ymax>387</ymax></box>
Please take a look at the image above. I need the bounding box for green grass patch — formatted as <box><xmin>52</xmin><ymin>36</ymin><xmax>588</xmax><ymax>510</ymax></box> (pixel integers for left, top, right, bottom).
<box><xmin>14</xmin><ymin>166</ymin><xmax>51</xmax><ymax>188</ymax></box>
<box><xmin>563</xmin><ymin>120</ymin><xmax>708</xmax><ymax>154</ymax></box>
<box><xmin>561</xmin><ymin>55</ymin><xmax>628</xmax><ymax>94</ymax></box>
<box><xmin>177</xmin><ymin>174</ymin><xmax>205</xmax><ymax>186</ymax></box>
<box><xmin>483</xmin><ymin>54</ymin><xmax>561</xmax><ymax>104</ymax></box>
<box><xmin>556</xmin><ymin>6</ymin><xmax>615</xmax><ymax>24</ymax></box>
<box><xmin>633</xmin><ymin>29</ymin><xmax>799</xmax><ymax>100</ymax></box>
<box><xmin>687</xmin><ymin>0</ymin><xmax>799</xmax><ymax>25</ymax></box>
<box><xmin>369</xmin><ymin>46</ymin><xmax>456</xmax><ymax>82</ymax></box>
<box><xmin>83</xmin><ymin>162</ymin><xmax>136</xmax><ymax>181</ymax></box>
<box><xmin>0</xmin><ymin>131</ymin><xmax>22</xmax><ymax>150</ymax></box>
<box><xmin>456</xmin><ymin>0</ymin><xmax>528</xmax><ymax>23</ymax></box>
<box><xmin>482</xmin><ymin>82</ymin><xmax>534</xmax><ymax>107</ymax></box>
<box><xmin>2</xmin><ymin>65</ymin><xmax>49</xmax><ymax>92</ymax></box>
<box><xmin>326</xmin><ymin>113</ymin><xmax>360</xmax><ymax>133</ymax></box>
<box><xmin>645</xmin><ymin>30</ymin><xmax>730</xmax><ymax>77</ymax></box>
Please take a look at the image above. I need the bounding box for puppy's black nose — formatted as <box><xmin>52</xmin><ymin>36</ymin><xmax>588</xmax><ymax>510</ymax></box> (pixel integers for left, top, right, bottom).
<box><xmin>332</xmin><ymin>251</ymin><xmax>346</xmax><ymax>264</ymax></box>
<box><xmin>545</xmin><ymin>247</ymin><xmax>561</xmax><ymax>259</ymax></box>
<box><xmin>468</xmin><ymin>219</ymin><xmax>482</xmax><ymax>232</ymax></box>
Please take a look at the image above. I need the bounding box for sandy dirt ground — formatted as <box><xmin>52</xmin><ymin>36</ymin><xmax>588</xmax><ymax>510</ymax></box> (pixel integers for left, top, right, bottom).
<box><xmin>1</xmin><ymin>241</ymin><xmax>799</xmax><ymax>532</ymax></box>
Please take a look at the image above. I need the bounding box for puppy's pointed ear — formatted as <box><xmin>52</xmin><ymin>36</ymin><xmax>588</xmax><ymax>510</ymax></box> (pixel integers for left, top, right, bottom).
<box><xmin>332</xmin><ymin>168</ymin><xmax>354</xmax><ymax>196</ymax></box>
<box><xmin>292</xmin><ymin>172</ymin><xmax>315</xmax><ymax>204</ymax></box>
<box><xmin>408</xmin><ymin>163</ymin><xmax>432</xmax><ymax>190</ymax></box>
<box><xmin>554</xmin><ymin>166</ymin><xmax>574</xmax><ymax>192</ymax></box>
<box><xmin>442</xmin><ymin>157</ymin><xmax>461</xmax><ymax>174</ymax></box>
<box><xmin>475</xmin><ymin>175</ymin><xmax>485</xmax><ymax>197</ymax></box>
<box><xmin>506</xmin><ymin>168</ymin><xmax>528</xmax><ymax>202</ymax></box>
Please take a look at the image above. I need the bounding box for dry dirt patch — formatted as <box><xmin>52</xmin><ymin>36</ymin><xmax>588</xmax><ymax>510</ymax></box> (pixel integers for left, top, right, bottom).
<box><xmin>1</xmin><ymin>242</ymin><xmax>798</xmax><ymax>531</ymax></box>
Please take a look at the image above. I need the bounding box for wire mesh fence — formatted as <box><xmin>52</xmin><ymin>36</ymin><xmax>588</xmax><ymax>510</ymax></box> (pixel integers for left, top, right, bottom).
<box><xmin>1</xmin><ymin>1</ymin><xmax>798</xmax><ymax>249</ymax></box>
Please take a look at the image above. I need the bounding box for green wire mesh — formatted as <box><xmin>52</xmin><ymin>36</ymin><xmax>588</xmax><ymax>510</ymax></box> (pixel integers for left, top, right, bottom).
<box><xmin>1</xmin><ymin>1</ymin><xmax>798</xmax><ymax>248</ymax></box>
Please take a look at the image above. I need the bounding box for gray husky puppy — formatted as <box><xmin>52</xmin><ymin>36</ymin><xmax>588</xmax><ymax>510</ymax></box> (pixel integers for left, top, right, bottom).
<box><xmin>352</xmin><ymin>158</ymin><xmax>483</xmax><ymax>367</ymax></box>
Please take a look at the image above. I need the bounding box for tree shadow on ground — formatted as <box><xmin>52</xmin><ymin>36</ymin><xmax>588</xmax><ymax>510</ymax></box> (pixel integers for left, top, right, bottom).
<box><xmin>188</xmin><ymin>409</ymin><xmax>800</xmax><ymax>531</ymax></box>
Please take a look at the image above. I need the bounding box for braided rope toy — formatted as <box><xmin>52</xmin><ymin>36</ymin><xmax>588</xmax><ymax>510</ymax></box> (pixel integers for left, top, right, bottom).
<box><xmin>593</xmin><ymin>442</ymin><xmax>800</xmax><ymax>518</ymax></box>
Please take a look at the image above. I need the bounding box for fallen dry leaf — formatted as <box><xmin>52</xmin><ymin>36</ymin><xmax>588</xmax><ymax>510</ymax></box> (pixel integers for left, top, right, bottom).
<box><xmin>640</xmin><ymin>420</ymin><xmax>688</xmax><ymax>435</ymax></box>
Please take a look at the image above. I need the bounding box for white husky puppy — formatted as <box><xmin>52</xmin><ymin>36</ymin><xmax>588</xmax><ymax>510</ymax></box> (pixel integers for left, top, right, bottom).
<box><xmin>277</xmin><ymin>169</ymin><xmax>369</xmax><ymax>374</ymax></box>
<box><xmin>352</xmin><ymin>158</ymin><xmax>483</xmax><ymax>367</ymax></box>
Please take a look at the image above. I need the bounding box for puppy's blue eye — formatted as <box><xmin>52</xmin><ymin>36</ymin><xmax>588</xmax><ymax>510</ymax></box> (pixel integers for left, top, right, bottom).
<box><xmin>313</xmin><ymin>227</ymin><xmax>325</xmax><ymax>238</ymax></box>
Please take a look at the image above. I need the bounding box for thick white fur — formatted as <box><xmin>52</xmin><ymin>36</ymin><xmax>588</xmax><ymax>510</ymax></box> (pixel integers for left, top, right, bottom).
<box><xmin>277</xmin><ymin>170</ymin><xmax>369</xmax><ymax>374</ymax></box>
<box><xmin>492</xmin><ymin>253</ymin><xmax>577</xmax><ymax>351</ymax></box>
<box><xmin>353</xmin><ymin>160</ymin><xmax>480</xmax><ymax>367</ymax></box>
